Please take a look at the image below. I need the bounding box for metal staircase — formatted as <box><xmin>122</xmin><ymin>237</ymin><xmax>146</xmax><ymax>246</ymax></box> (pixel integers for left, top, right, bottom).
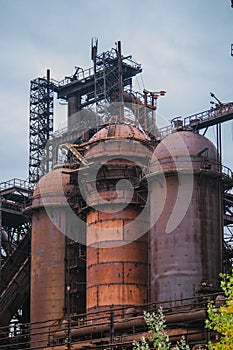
<box><xmin>0</xmin><ymin>179</ymin><xmax>32</xmax><ymax>327</ymax></box>
<box><xmin>0</xmin><ymin>258</ymin><xmax>30</xmax><ymax>326</ymax></box>
<box><xmin>0</xmin><ymin>232</ymin><xmax>31</xmax><ymax>327</ymax></box>
<box><xmin>0</xmin><ymin>233</ymin><xmax>30</xmax><ymax>295</ymax></box>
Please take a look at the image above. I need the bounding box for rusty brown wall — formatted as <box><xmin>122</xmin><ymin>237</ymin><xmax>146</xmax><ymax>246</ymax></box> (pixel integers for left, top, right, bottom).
<box><xmin>31</xmin><ymin>207</ymin><xmax>66</xmax><ymax>347</ymax></box>
<box><xmin>29</xmin><ymin>166</ymin><xmax>75</xmax><ymax>347</ymax></box>
<box><xmin>86</xmin><ymin>207</ymin><xmax>148</xmax><ymax>313</ymax></box>
<box><xmin>81</xmin><ymin>125</ymin><xmax>151</xmax><ymax>314</ymax></box>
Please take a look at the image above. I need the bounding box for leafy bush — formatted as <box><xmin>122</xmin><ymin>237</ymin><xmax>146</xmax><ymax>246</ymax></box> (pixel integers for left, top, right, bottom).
<box><xmin>132</xmin><ymin>307</ymin><xmax>190</xmax><ymax>350</ymax></box>
<box><xmin>206</xmin><ymin>271</ymin><xmax>233</xmax><ymax>350</ymax></box>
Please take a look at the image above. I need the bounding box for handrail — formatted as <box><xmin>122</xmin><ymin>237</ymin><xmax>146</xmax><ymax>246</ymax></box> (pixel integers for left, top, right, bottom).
<box><xmin>156</xmin><ymin>102</ymin><xmax>233</xmax><ymax>139</ymax></box>
<box><xmin>50</xmin><ymin>48</ymin><xmax>141</xmax><ymax>89</ymax></box>
<box><xmin>0</xmin><ymin>178</ymin><xmax>31</xmax><ymax>193</ymax></box>
<box><xmin>0</xmin><ymin>292</ymin><xmax>220</xmax><ymax>348</ymax></box>
<box><xmin>56</xmin><ymin>67</ymin><xmax>95</xmax><ymax>87</ymax></box>
<box><xmin>221</xmin><ymin>164</ymin><xmax>233</xmax><ymax>179</ymax></box>
<box><xmin>184</xmin><ymin>102</ymin><xmax>233</xmax><ymax>127</ymax></box>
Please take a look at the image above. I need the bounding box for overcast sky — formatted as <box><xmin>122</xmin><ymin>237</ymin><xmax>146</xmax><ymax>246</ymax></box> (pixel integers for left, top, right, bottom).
<box><xmin>0</xmin><ymin>0</ymin><xmax>233</xmax><ymax>182</ymax></box>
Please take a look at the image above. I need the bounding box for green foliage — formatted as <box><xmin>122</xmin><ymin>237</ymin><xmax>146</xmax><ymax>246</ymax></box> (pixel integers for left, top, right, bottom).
<box><xmin>174</xmin><ymin>336</ymin><xmax>191</xmax><ymax>350</ymax></box>
<box><xmin>133</xmin><ymin>271</ymin><xmax>233</xmax><ymax>349</ymax></box>
<box><xmin>206</xmin><ymin>270</ymin><xmax>233</xmax><ymax>350</ymax></box>
<box><xmin>132</xmin><ymin>336</ymin><xmax>151</xmax><ymax>350</ymax></box>
<box><xmin>132</xmin><ymin>307</ymin><xmax>190</xmax><ymax>350</ymax></box>
<box><xmin>144</xmin><ymin>308</ymin><xmax>170</xmax><ymax>349</ymax></box>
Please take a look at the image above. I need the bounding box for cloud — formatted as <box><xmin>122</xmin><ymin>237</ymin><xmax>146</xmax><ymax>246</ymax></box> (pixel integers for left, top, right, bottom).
<box><xmin>0</xmin><ymin>0</ymin><xmax>233</xmax><ymax>181</ymax></box>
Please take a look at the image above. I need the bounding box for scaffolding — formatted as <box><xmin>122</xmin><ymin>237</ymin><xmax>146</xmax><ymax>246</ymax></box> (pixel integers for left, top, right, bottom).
<box><xmin>55</xmin><ymin>41</ymin><xmax>141</xmax><ymax>111</ymax></box>
<box><xmin>29</xmin><ymin>70</ymin><xmax>54</xmax><ymax>187</ymax></box>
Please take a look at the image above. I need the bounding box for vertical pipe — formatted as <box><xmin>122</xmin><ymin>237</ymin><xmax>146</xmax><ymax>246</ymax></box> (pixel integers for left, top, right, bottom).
<box><xmin>46</xmin><ymin>69</ymin><xmax>50</xmax><ymax>84</ymax></box>
<box><xmin>92</xmin><ymin>37</ymin><xmax>99</xmax><ymax>130</ymax></box>
<box><xmin>218</xmin><ymin>123</ymin><xmax>223</xmax><ymax>273</ymax></box>
<box><xmin>46</xmin><ymin>69</ymin><xmax>51</xmax><ymax>174</ymax></box>
<box><xmin>67</xmin><ymin>314</ymin><xmax>72</xmax><ymax>350</ymax></box>
<box><xmin>0</xmin><ymin>196</ymin><xmax>2</xmax><ymax>280</ymax></box>
<box><xmin>110</xmin><ymin>310</ymin><xmax>114</xmax><ymax>349</ymax></box>
<box><xmin>216</xmin><ymin>123</ymin><xmax>223</xmax><ymax>273</ymax></box>
<box><xmin>147</xmin><ymin>206</ymin><xmax>151</xmax><ymax>303</ymax></box>
<box><xmin>117</xmin><ymin>41</ymin><xmax>123</xmax><ymax>103</ymax></box>
<box><xmin>219</xmin><ymin>123</ymin><xmax>222</xmax><ymax>167</ymax></box>
<box><xmin>117</xmin><ymin>41</ymin><xmax>124</xmax><ymax>120</ymax></box>
<box><xmin>216</xmin><ymin>123</ymin><xmax>222</xmax><ymax>171</ymax></box>
<box><xmin>65</xmin><ymin>240</ymin><xmax>72</xmax><ymax>350</ymax></box>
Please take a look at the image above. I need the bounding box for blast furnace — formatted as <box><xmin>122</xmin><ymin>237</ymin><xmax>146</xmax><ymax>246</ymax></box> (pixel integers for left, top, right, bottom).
<box><xmin>149</xmin><ymin>130</ymin><xmax>223</xmax><ymax>305</ymax></box>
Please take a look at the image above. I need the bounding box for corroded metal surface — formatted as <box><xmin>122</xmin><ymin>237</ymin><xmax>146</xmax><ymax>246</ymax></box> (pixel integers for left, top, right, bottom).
<box><xmin>81</xmin><ymin>124</ymin><xmax>151</xmax><ymax>313</ymax></box>
<box><xmin>87</xmin><ymin>209</ymin><xmax>148</xmax><ymax>312</ymax></box>
<box><xmin>149</xmin><ymin>131</ymin><xmax>223</xmax><ymax>305</ymax></box>
<box><xmin>87</xmin><ymin>123</ymin><xmax>150</xmax><ymax>143</ymax></box>
<box><xmin>29</xmin><ymin>166</ymin><xmax>73</xmax><ymax>347</ymax></box>
<box><xmin>31</xmin><ymin>209</ymin><xmax>65</xmax><ymax>332</ymax></box>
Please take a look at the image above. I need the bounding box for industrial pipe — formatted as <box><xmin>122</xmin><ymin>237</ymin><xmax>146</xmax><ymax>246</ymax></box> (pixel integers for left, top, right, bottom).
<box><xmin>53</xmin><ymin>308</ymin><xmax>207</xmax><ymax>340</ymax></box>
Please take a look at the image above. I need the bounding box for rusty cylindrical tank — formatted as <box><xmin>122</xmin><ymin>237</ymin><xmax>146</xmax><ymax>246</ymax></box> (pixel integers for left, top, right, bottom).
<box><xmin>149</xmin><ymin>130</ymin><xmax>223</xmax><ymax>305</ymax></box>
<box><xmin>79</xmin><ymin>124</ymin><xmax>151</xmax><ymax>315</ymax></box>
<box><xmin>26</xmin><ymin>165</ymin><xmax>74</xmax><ymax>347</ymax></box>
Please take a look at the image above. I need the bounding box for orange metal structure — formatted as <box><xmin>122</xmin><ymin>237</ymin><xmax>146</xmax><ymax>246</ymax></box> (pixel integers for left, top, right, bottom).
<box><xmin>79</xmin><ymin>124</ymin><xmax>152</xmax><ymax>314</ymax></box>
<box><xmin>27</xmin><ymin>165</ymin><xmax>74</xmax><ymax>347</ymax></box>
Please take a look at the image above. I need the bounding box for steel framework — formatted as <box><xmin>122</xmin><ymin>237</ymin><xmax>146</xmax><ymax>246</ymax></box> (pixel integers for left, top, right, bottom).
<box><xmin>0</xmin><ymin>179</ymin><xmax>32</xmax><ymax>328</ymax></box>
<box><xmin>55</xmin><ymin>41</ymin><xmax>141</xmax><ymax>111</ymax></box>
<box><xmin>29</xmin><ymin>70</ymin><xmax>54</xmax><ymax>187</ymax></box>
<box><xmin>0</xmin><ymin>40</ymin><xmax>233</xmax><ymax>349</ymax></box>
